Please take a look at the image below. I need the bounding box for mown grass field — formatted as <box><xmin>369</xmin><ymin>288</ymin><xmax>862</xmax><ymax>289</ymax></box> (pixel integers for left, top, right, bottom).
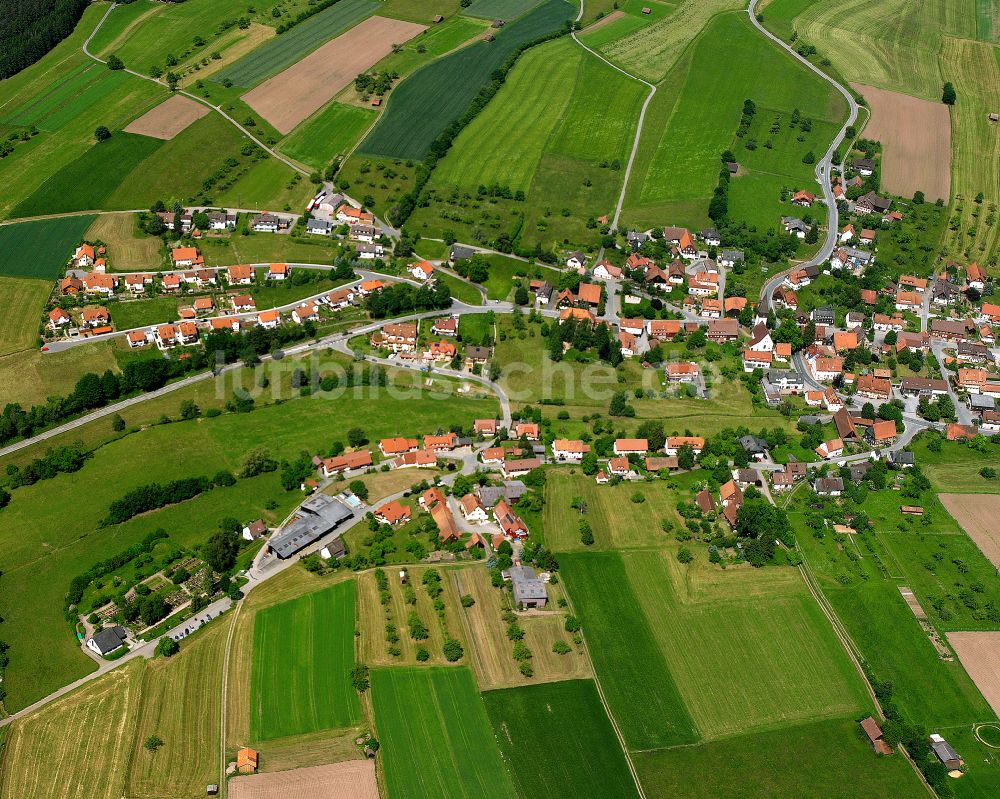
<box><xmin>561</xmin><ymin>552</ymin><xmax>698</xmax><ymax>750</ymax></box>
<box><xmin>0</xmin><ymin>216</ymin><xmax>96</xmax><ymax>278</ymax></box>
<box><xmin>633</xmin><ymin>716</ymin><xmax>928</xmax><ymax>799</ymax></box>
<box><xmin>214</xmin><ymin>0</ymin><xmax>378</xmax><ymax>88</ymax></box>
<box><xmin>88</xmin><ymin>0</ymin><xmax>163</xmax><ymax>56</ymax></box>
<box><xmin>483</xmin><ymin>680</ymin><xmax>640</xmax><ymax>799</ymax></box>
<box><xmin>12</xmin><ymin>134</ymin><xmax>164</xmax><ymax>218</ymax></box>
<box><xmin>596</xmin><ymin>0</ymin><xmax>742</xmax><ymax>82</ymax></box>
<box><xmin>629</xmin><ymin>12</ymin><xmax>845</xmax><ymax>229</ymax></box>
<box><xmin>127</xmin><ymin>618</ymin><xmax>231</xmax><ymax>799</ymax></box>
<box><xmin>758</xmin><ymin>0</ymin><xmax>817</xmax><ymax>41</ymax></box>
<box><xmin>360</xmin><ymin>0</ymin><xmax>575</xmax><ymax>159</ymax></box>
<box><xmin>0</xmin><ymin>661</ymin><xmax>143</xmax><ymax>799</ymax></box>
<box><xmin>579</xmin><ymin>0</ymin><xmax>673</xmax><ymax>51</ymax></box>
<box><xmin>381</xmin><ymin>0</ymin><xmax>462</xmax><ymax>22</ymax></box>
<box><xmin>450</xmin><ymin>566</ymin><xmax>590</xmax><ymax>688</ymax></box>
<box><xmin>84</xmin><ymin>212</ymin><xmax>163</xmax><ymax>271</ymax></box>
<box><xmin>0</xmin><ymin>366</ymin><xmax>497</xmax><ymax>712</ymax></box>
<box><xmin>250</xmin><ymin>581</ymin><xmax>360</xmax><ymax>740</ymax></box>
<box><xmin>978</xmin><ymin>0</ymin><xmax>1000</xmax><ymax>41</ymax></box>
<box><xmin>0</xmin><ymin>277</ymin><xmax>49</xmax><ymax>356</ymax></box>
<box><xmin>792</xmin><ymin>0</ymin><xmax>974</xmax><ymax>101</ymax></box>
<box><xmin>621</xmin><ymin>549</ymin><xmax>869</xmax><ymax>740</ymax></box>
<box><xmin>370</xmin><ymin>667</ymin><xmax>519</xmax><ymax>799</ymax></box>
<box><xmin>543</xmin><ymin>471</ymin><xmax>683</xmax><ymax>551</ymax></box>
<box><xmin>279</xmin><ymin>102</ymin><xmax>376</xmax><ymax>169</ymax></box>
<box><xmin>940</xmin><ymin>36</ymin><xmax>1000</xmax><ymax>265</ymax></box>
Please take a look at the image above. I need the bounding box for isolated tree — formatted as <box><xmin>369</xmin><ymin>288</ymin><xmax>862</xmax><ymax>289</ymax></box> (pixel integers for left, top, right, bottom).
<box><xmin>942</xmin><ymin>82</ymin><xmax>956</xmax><ymax>105</ymax></box>
<box><xmin>143</xmin><ymin>735</ymin><xmax>164</xmax><ymax>753</ymax></box>
<box><xmin>106</xmin><ymin>54</ymin><xmax>123</xmax><ymax>71</ymax></box>
<box><xmin>111</xmin><ymin>413</ymin><xmax>126</xmax><ymax>432</ymax></box>
<box><xmin>94</xmin><ymin>126</ymin><xmax>111</xmax><ymax>142</ymax></box>
<box><xmin>204</xmin><ymin>528</ymin><xmax>240</xmax><ymax>572</ymax></box>
<box><xmin>154</xmin><ymin>637</ymin><xmax>179</xmax><ymax>657</ymax></box>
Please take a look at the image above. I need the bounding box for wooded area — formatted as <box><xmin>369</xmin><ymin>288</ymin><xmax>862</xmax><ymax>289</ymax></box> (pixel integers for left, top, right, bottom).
<box><xmin>0</xmin><ymin>0</ymin><xmax>91</xmax><ymax>80</ymax></box>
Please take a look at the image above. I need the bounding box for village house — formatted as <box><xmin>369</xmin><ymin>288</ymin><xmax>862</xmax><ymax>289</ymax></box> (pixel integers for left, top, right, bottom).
<box><xmin>514</xmin><ymin>422</ymin><xmax>539</xmax><ymax>440</ymax></box>
<box><xmin>648</xmin><ymin>319</ymin><xmax>681</xmax><ymax>340</ymax></box>
<box><xmin>375</xmin><ymin>501</ymin><xmax>411</xmax><ymax>527</ymax></box>
<box><xmin>855</xmin><ymin>191</ymin><xmax>891</xmax><ymax>216</ymax></box>
<box><xmin>866</xmin><ymin>419</ymin><xmax>897</xmax><ymax>446</ymax></box>
<box><xmin>424</xmin><ymin>432</ymin><xmax>459</xmax><ymax>451</ymax></box>
<box><xmin>379</xmin><ymin>437</ymin><xmax>418</xmax><ymax>457</ymax></box>
<box><xmin>257</xmin><ymin>309</ymin><xmax>280</xmax><ymax>329</ymax></box>
<box><xmin>171</xmin><ymin>246</ymin><xmax>202</xmax><ymax>268</ymax></box>
<box><xmin>742</xmin><ymin>350</ymin><xmax>772</xmax><ymax>372</ymax></box>
<box><xmin>593</xmin><ymin>260</ymin><xmax>623</xmax><ymax>281</ymax></box>
<box><xmin>552</xmin><ymin>439</ymin><xmax>589</xmax><ymax>462</ymax></box>
<box><xmin>227</xmin><ymin>265</ymin><xmax>254</xmax><ymax>285</ymax></box>
<box><xmin>930</xmin><ymin>318</ymin><xmax>974</xmax><ymax>342</ymax></box>
<box><xmin>665</xmin><ymin>436</ymin><xmax>704</xmax><ymax>456</ymax></box>
<box><xmin>350</xmin><ymin>224</ymin><xmax>377</xmax><ymax>244</ymax></box>
<box><xmin>267</xmin><ymin>262</ymin><xmax>289</xmax><ymax>281</ymax></box>
<box><xmin>409</xmin><ymin>260</ymin><xmax>434</xmax><ymax>281</ymax></box>
<box><xmin>815</xmin><ymin>438</ymin><xmax>844</xmax><ymax>459</ymax></box>
<box><xmin>392</xmin><ymin>449</ymin><xmax>436</xmax><ymax>469</ymax></box>
<box><xmin>474</xmin><ymin>419</ymin><xmax>497</xmax><ymax>437</ymax></box>
<box><xmin>431</xmin><ymin>317</ymin><xmax>458</xmax><ymax>336</ymax></box>
<box><xmin>494</xmin><ymin>499</ymin><xmax>529</xmax><ymax>539</ymax></box>
<box><xmin>460</xmin><ymin>494</ymin><xmax>489</xmax><ymax>524</ymax></box>
<box><xmin>320</xmin><ymin>450</ymin><xmax>372</xmax><ymax>477</ymax></box>
<box><xmin>355</xmin><ymin>242</ymin><xmax>385</xmax><ymax>260</ymax></box>
<box><xmin>80</xmin><ymin>306</ymin><xmax>110</xmax><ymax>329</ymax></box>
<box><xmin>425</xmin><ymin>339</ymin><xmax>457</xmax><ymax>361</ymax></box>
<box><xmin>856</xmin><ymin>374</ymin><xmax>891</xmax><ymax>401</ymax></box>
<box><xmin>231</xmin><ymin>294</ymin><xmax>255</xmax><ymax>313</ymax></box>
<box><xmin>666</xmin><ymin>361</ymin><xmax>701</xmax><ymax>382</ymax></box>
<box><xmin>372</xmin><ymin>322</ymin><xmax>417</xmax><ymax>352</ymax></box>
<box><xmin>291</xmin><ymin>303</ymin><xmax>319</xmax><ymax>324</ymax></box>
<box><xmin>82</xmin><ymin>273</ymin><xmax>117</xmax><ymax>296</ymax></box>
<box><xmin>706</xmin><ymin>318</ymin><xmax>739</xmax><ymax>342</ymax></box>
<box><xmin>813</xmin><ymin>477</ymin><xmax>844</xmax><ymax>496</ymax></box>
<box><xmin>782</xmin><ymin>217</ymin><xmax>809</xmax><ymax>238</ymax></box>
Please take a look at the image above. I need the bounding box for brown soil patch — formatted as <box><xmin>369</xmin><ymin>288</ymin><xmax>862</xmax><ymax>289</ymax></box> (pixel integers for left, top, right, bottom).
<box><xmin>939</xmin><ymin>493</ymin><xmax>1000</xmax><ymax>568</ymax></box>
<box><xmin>947</xmin><ymin>632</ymin><xmax>1000</xmax><ymax>717</ymax></box>
<box><xmin>123</xmin><ymin>95</ymin><xmax>209</xmax><ymax>140</ymax></box>
<box><xmin>243</xmin><ymin>16</ymin><xmax>425</xmax><ymax>134</ymax></box>
<box><xmin>229</xmin><ymin>761</ymin><xmax>377</xmax><ymax>799</ymax></box>
<box><xmin>850</xmin><ymin>83</ymin><xmax>951</xmax><ymax>201</ymax></box>
<box><xmin>583</xmin><ymin>9</ymin><xmax>624</xmax><ymax>32</ymax></box>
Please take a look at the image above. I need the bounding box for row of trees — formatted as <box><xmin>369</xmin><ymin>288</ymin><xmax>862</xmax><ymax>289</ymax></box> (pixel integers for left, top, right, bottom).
<box><xmin>101</xmin><ymin>475</ymin><xmax>222</xmax><ymax>526</ymax></box>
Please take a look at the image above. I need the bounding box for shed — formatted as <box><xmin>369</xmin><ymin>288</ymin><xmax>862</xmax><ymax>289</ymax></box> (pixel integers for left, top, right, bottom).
<box><xmin>860</xmin><ymin>716</ymin><xmax>892</xmax><ymax>755</ymax></box>
<box><xmin>207</xmin><ymin>786</ymin><xmax>219</xmax><ymax>796</ymax></box>
<box><xmin>433</xmin><ymin>14</ymin><xmax>444</xmax><ymax>23</ymax></box>
<box><xmin>990</xmin><ymin>113</ymin><xmax>999</xmax><ymax>122</ymax></box>
<box><xmin>900</xmin><ymin>505</ymin><xmax>923</xmax><ymax>516</ymax></box>
<box><xmin>929</xmin><ymin>734</ymin><xmax>962</xmax><ymax>769</ymax></box>
<box><xmin>509</xmin><ymin>565</ymin><xmax>547</xmax><ymax>609</ymax></box>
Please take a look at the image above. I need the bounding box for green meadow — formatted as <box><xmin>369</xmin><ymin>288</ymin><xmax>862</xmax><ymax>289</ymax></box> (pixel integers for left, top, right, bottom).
<box><xmin>0</xmin><ymin>216</ymin><xmax>96</xmax><ymax>278</ymax></box>
<box><xmin>279</xmin><ymin>102</ymin><xmax>376</xmax><ymax>169</ymax></box>
<box><xmin>371</xmin><ymin>667</ymin><xmax>518</xmax><ymax>799</ymax></box>
<box><xmin>250</xmin><ymin>581</ymin><xmax>360</xmax><ymax>740</ymax></box>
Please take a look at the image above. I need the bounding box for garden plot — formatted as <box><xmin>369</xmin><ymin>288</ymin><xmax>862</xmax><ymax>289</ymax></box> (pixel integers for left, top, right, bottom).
<box><xmin>242</xmin><ymin>16</ymin><xmax>426</xmax><ymax>134</ymax></box>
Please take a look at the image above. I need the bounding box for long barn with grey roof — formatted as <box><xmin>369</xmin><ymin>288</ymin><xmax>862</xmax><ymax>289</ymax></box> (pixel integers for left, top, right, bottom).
<box><xmin>268</xmin><ymin>494</ymin><xmax>354</xmax><ymax>559</ymax></box>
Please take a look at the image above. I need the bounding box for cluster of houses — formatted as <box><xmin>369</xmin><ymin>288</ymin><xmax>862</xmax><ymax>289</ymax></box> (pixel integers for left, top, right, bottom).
<box><xmin>368</xmin><ymin>314</ymin><xmax>492</xmax><ymax>370</ymax></box>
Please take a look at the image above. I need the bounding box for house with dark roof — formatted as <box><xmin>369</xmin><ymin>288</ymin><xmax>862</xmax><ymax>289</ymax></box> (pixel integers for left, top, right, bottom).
<box><xmin>87</xmin><ymin>626</ymin><xmax>128</xmax><ymax>656</ymax></box>
<box><xmin>509</xmin><ymin>565</ymin><xmax>547</xmax><ymax>608</ymax></box>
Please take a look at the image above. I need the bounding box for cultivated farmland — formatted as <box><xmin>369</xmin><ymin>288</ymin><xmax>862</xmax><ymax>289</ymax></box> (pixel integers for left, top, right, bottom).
<box><xmin>939</xmin><ymin>493</ymin><xmax>1000</xmax><ymax>569</ymax></box>
<box><xmin>360</xmin><ymin>0</ymin><xmax>576</xmax><ymax>159</ymax></box>
<box><xmin>242</xmin><ymin>16</ymin><xmax>426</xmax><ymax>134</ymax></box>
<box><xmin>0</xmin><ymin>277</ymin><xmax>50</xmax><ymax>356</ymax></box>
<box><xmin>250</xmin><ymin>581</ymin><xmax>360</xmax><ymax>740</ymax></box>
<box><xmin>578</xmin><ymin>0</ymin><xmax>672</xmax><ymax>52</ymax></box>
<box><xmin>947</xmin><ymin>632</ymin><xmax>1000</xmax><ymax>718</ymax></box>
<box><xmin>229</xmin><ymin>761</ymin><xmax>379</xmax><ymax>799</ymax></box>
<box><xmin>464</xmin><ymin>0</ymin><xmax>545</xmax><ymax>18</ymax></box>
<box><xmin>11</xmin><ymin>134</ymin><xmax>164</xmax><ymax>218</ymax></box>
<box><xmin>791</xmin><ymin>0</ymin><xmax>974</xmax><ymax>101</ymax></box>
<box><xmin>215</xmin><ymin>0</ymin><xmax>379</xmax><ymax>88</ymax></box>
<box><xmin>560</xmin><ymin>552</ymin><xmax>698</xmax><ymax>749</ymax></box>
<box><xmin>370</xmin><ymin>667</ymin><xmax>519</xmax><ymax>799</ymax></box>
<box><xmin>850</xmin><ymin>83</ymin><xmax>950</xmax><ymax>200</ymax></box>
<box><xmin>279</xmin><ymin>102</ymin><xmax>376</xmax><ymax>168</ymax></box>
<box><xmin>484</xmin><ymin>680</ymin><xmax>641</xmax><ymax>799</ymax></box>
<box><xmin>0</xmin><ymin>216</ymin><xmax>95</xmax><ymax>278</ymax></box>
<box><xmin>0</xmin><ymin>662</ymin><xmax>143</xmax><ymax>799</ymax></box>
<box><xmin>634</xmin><ymin>717</ymin><xmax>928</xmax><ymax>799</ymax></box>
<box><xmin>123</xmin><ymin>94</ymin><xmax>210</xmax><ymax>140</ymax></box>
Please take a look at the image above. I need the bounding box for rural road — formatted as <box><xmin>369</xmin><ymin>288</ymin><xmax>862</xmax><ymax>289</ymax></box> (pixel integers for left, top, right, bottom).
<box><xmin>748</xmin><ymin>0</ymin><xmax>859</xmax><ymax>312</ymax></box>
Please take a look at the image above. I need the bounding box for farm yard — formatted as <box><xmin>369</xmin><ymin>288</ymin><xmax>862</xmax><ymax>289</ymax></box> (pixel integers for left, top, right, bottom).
<box><xmin>370</xmin><ymin>667</ymin><xmax>519</xmax><ymax>799</ymax></box>
<box><xmin>483</xmin><ymin>680</ymin><xmax>641</xmax><ymax>799</ymax></box>
<box><xmin>123</xmin><ymin>94</ymin><xmax>209</xmax><ymax>140</ymax></box>
<box><xmin>359</xmin><ymin>0</ymin><xmax>576</xmax><ymax>159</ymax></box>
<box><xmin>848</xmin><ymin>83</ymin><xmax>951</xmax><ymax>201</ymax></box>
<box><xmin>249</xmin><ymin>580</ymin><xmax>359</xmax><ymax>740</ymax></box>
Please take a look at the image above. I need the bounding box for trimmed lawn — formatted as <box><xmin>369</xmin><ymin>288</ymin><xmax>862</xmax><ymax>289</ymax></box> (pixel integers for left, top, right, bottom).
<box><xmin>370</xmin><ymin>667</ymin><xmax>518</xmax><ymax>799</ymax></box>
<box><xmin>279</xmin><ymin>102</ymin><xmax>377</xmax><ymax>169</ymax></box>
<box><xmin>0</xmin><ymin>277</ymin><xmax>49</xmax><ymax>356</ymax></box>
<box><xmin>483</xmin><ymin>680</ymin><xmax>640</xmax><ymax>799</ymax></box>
<box><xmin>109</xmin><ymin>298</ymin><xmax>183</xmax><ymax>330</ymax></box>
<box><xmin>0</xmin><ymin>216</ymin><xmax>96</xmax><ymax>279</ymax></box>
<box><xmin>633</xmin><ymin>716</ymin><xmax>928</xmax><ymax>799</ymax></box>
<box><xmin>250</xmin><ymin>581</ymin><xmax>360</xmax><ymax>740</ymax></box>
<box><xmin>561</xmin><ymin>552</ymin><xmax>698</xmax><ymax>750</ymax></box>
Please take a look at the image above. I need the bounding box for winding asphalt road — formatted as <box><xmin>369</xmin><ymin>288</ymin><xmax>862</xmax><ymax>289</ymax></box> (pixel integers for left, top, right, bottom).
<box><xmin>748</xmin><ymin>0</ymin><xmax>859</xmax><ymax>312</ymax></box>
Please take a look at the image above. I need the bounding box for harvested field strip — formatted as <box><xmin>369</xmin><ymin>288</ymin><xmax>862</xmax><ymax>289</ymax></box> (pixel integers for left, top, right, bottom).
<box><xmin>0</xmin><ymin>277</ymin><xmax>51</xmax><ymax>356</ymax></box>
<box><xmin>0</xmin><ymin>216</ymin><xmax>96</xmax><ymax>279</ymax></box>
<box><xmin>940</xmin><ymin>36</ymin><xmax>1000</xmax><ymax>263</ymax></box>
<box><xmin>484</xmin><ymin>680</ymin><xmax>640</xmax><ymax>799</ymax></box>
<box><xmin>250</xmin><ymin>581</ymin><xmax>360</xmax><ymax>741</ymax></box>
<box><xmin>229</xmin><ymin>761</ymin><xmax>379</xmax><ymax>799</ymax></box>
<box><xmin>123</xmin><ymin>94</ymin><xmax>209</xmax><ymax>140</ymax></box>
<box><xmin>561</xmin><ymin>552</ymin><xmax>698</xmax><ymax>750</ymax></box>
<box><xmin>947</xmin><ymin>632</ymin><xmax>1000</xmax><ymax>719</ymax></box>
<box><xmin>939</xmin><ymin>493</ymin><xmax>1000</xmax><ymax>569</ymax></box>
<box><xmin>84</xmin><ymin>213</ymin><xmax>163</xmax><ymax>271</ymax></box>
<box><xmin>849</xmin><ymin>83</ymin><xmax>950</xmax><ymax>201</ymax></box>
<box><xmin>242</xmin><ymin>15</ymin><xmax>426</xmax><ymax>135</ymax></box>
<box><xmin>127</xmin><ymin>619</ymin><xmax>230</xmax><ymax>799</ymax></box>
<box><xmin>360</xmin><ymin>0</ymin><xmax>575</xmax><ymax>159</ymax></box>
<box><xmin>0</xmin><ymin>661</ymin><xmax>143</xmax><ymax>799</ymax></box>
<box><xmin>216</xmin><ymin>0</ymin><xmax>380</xmax><ymax>88</ymax></box>
<box><xmin>598</xmin><ymin>0</ymin><xmax>743</xmax><ymax>82</ymax></box>
<box><xmin>370</xmin><ymin>667</ymin><xmax>519</xmax><ymax>799</ymax></box>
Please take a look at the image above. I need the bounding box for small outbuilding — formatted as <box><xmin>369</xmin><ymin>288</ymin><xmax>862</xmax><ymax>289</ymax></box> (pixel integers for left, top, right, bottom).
<box><xmin>509</xmin><ymin>565</ymin><xmax>547</xmax><ymax>609</ymax></box>
<box><xmin>860</xmin><ymin>716</ymin><xmax>893</xmax><ymax>755</ymax></box>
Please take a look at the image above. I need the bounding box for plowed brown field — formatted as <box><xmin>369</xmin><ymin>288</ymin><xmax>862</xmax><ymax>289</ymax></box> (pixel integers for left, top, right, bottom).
<box><xmin>947</xmin><ymin>632</ymin><xmax>1000</xmax><ymax>717</ymax></box>
<box><xmin>229</xmin><ymin>760</ymin><xmax>378</xmax><ymax>799</ymax></box>
<box><xmin>242</xmin><ymin>16</ymin><xmax>425</xmax><ymax>134</ymax></box>
<box><xmin>123</xmin><ymin>95</ymin><xmax>209</xmax><ymax>139</ymax></box>
<box><xmin>851</xmin><ymin>83</ymin><xmax>951</xmax><ymax>201</ymax></box>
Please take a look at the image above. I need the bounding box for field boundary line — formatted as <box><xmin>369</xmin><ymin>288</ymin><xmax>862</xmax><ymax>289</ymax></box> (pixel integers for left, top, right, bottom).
<box><xmin>218</xmin><ymin>598</ymin><xmax>242</xmax><ymax>798</ymax></box>
<box><xmin>560</xmin><ymin>567</ymin><xmax>648</xmax><ymax>799</ymax></box>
